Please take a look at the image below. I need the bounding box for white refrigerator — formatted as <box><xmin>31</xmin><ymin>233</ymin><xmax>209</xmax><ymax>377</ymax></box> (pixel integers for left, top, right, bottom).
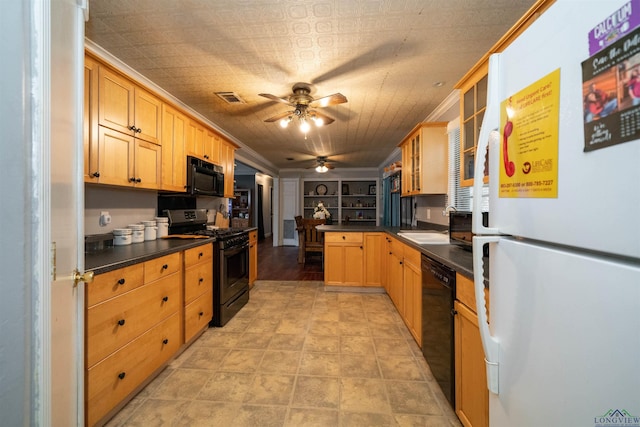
<box><xmin>471</xmin><ymin>1</ymin><xmax>640</xmax><ymax>426</ymax></box>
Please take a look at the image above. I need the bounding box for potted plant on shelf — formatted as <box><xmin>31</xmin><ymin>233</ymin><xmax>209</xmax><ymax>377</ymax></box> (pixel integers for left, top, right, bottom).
<box><xmin>313</xmin><ymin>201</ymin><xmax>332</xmax><ymax>224</ymax></box>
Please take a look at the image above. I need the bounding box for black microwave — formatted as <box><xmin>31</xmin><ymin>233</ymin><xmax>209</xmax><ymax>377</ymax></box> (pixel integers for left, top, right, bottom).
<box><xmin>186</xmin><ymin>156</ymin><xmax>224</xmax><ymax>197</ymax></box>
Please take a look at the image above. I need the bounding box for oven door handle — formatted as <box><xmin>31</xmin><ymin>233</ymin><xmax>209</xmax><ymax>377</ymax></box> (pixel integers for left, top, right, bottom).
<box><xmin>224</xmin><ymin>242</ymin><xmax>249</xmax><ymax>256</ymax></box>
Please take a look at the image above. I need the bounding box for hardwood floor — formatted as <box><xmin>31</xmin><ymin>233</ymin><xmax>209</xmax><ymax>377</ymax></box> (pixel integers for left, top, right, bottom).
<box><xmin>257</xmin><ymin>235</ymin><xmax>324</xmax><ymax>281</ymax></box>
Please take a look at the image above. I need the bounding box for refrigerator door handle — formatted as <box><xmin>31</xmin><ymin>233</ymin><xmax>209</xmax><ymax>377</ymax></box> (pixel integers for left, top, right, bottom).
<box><xmin>473</xmin><ymin>54</ymin><xmax>501</xmax><ymax>236</ymax></box>
<box><xmin>473</xmin><ymin>235</ymin><xmax>500</xmax><ymax>395</ymax></box>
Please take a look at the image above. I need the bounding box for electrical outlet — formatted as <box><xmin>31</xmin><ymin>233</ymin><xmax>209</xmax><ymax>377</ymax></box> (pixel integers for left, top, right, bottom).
<box><xmin>99</xmin><ymin>211</ymin><xmax>111</xmax><ymax>227</ymax></box>
<box><xmin>427</xmin><ymin>209</ymin><xmax>431</xmax><ymax>220</ymax></box>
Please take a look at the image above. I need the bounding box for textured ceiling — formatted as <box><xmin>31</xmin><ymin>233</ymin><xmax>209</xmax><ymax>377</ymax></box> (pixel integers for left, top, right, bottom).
<box><xmin>85</xmin><ymin>0</ymin><xmax>537</xmax><ymax>173</ymax></box>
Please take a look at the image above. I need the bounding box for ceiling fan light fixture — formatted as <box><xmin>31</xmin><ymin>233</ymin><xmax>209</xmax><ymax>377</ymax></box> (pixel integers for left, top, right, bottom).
<box><xmin>315</xmin><ymin>164</ymin><xmax>328</xmax><ymax>173</ymax></box>
<box><xmin>313</xmin><ymin>116</ymin><xmax>324</xmax><ymax>127</ymax></box>
<box><xmin>279</xmin><ymin>117</ymin><xmax>291</xmax><ymax>128</ymax></box>
<box><xmin>299</xmin><ymin>119</ymin><xmax>311</xmax><ymax>133</ymax></box>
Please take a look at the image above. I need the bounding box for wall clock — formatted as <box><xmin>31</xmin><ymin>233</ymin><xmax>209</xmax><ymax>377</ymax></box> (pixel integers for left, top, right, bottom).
<box><xmin>315</xmin><ymin>184</ymin><xmax>328</xmax><ymax>195</ymax></box>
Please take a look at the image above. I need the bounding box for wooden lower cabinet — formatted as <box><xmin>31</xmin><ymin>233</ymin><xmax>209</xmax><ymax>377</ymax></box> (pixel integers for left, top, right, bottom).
<box><xmin>249</xmin><ymin>229</ymin><xmax>258</xmax><ymax>287</ymax></box>
<box><xmin>324</xmin><ymin>232</ymin><xmax>364</xmax><ymax>286</ymax></box>
<box><xmin>86</xmin><ymin>313</ymin><xmax>180</xmax><ymax>426</ymax></box>
<box><xmin>86</xmin><ymin>243</ymin><xmax>217</xmax><ymax>426</ymax></box>
<box><xmin>363</xmin><ymin>232</ymin><xmax>384</xmax><ymax>286</ymax></box>
<box><xmin>402</xmin><ymin>247</ymin><xmax>422</xmax><ymax>346</ymax></box>
<box><xmin>185</xmin><ymin>288</ymin><xmax>214</xmax><ymax>341</ymax></box>
<box><xmin>454</xmin><ymin>273</ymin><xmax>489</xmax><ymax>427</ymax></box>
<box><xmin>183</xmin><ymin>244</ymin><xmax>213</xmax><ymax>343</ymax></box>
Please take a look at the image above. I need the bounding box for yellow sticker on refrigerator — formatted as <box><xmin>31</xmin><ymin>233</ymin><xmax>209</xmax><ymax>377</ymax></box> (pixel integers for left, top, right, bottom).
<box><xmin>499</xmin><ymin>68</ymin><xmax>560</xmax><ymax>198</ymax></box>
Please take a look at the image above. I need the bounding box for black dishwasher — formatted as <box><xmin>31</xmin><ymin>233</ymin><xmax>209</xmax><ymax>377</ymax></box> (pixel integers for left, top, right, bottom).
<box><xmin>421</xmin><ymin>255</ymin><xmax>456</xmax><ymax>408</ymax></box>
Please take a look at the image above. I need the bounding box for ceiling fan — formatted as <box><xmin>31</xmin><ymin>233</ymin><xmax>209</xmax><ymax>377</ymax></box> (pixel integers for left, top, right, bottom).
<box><xmin>308</xmin><ymin>156</ymin><xmax>335</xmax><ymax>173</ymax></box>
<box><xmin>259</xmin><ymin>83</ymin><xmax>347</xmax><ymax>133</ymax></box>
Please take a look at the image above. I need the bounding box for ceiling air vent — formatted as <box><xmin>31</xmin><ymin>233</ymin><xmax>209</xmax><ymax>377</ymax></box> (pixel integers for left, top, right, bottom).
<box><xmin>215</xmin><ymin>91</ymin><xmax>246</xmax><ymax>104</ymax></box>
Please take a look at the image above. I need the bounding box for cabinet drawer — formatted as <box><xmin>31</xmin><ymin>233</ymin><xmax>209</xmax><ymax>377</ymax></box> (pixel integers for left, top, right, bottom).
<box><xmin>184</xmin><ymin>288</ymin><xmax>213</xmax><ymax>343</ymax></box>
<box><xmin>86</xmin><ymin>312</ymin><xmax>180</xmax><ymax>426</ymax></box>
<box><xmin>456</xmin><ymin>273</ymin><xmax>490</xmax><ymax>318</ymax></box>
<box><xmin>403</xmin><ymin>245</ymin><xmax>421</xmax><ymax>268</ymax></box>
<box><xmin>389</xmin><ymin>236</ymin><xmax>404</xmax><ymax>257</ymax></box>
<box><xmin>324</xmin><ymin>232</ymin><xmax>363</xmax><ymax>243</ymax></box>
<box><xmin>144</xmin><ymin>252</ymin><xmax>181</xmax><ymax>283</ymax></box>
<box><xmin>87</xmin><ymin>263</ymin><xmax>144</xmax><ymax>307</ymax></box>
<box><xmin>184</xmin><ymin>243</ymin><xmax>213</xmax><ymax>268</ymax></box>
<box><xmin>184</xmin><ymin>261</ymin><xmax>213</xmax><ymax>304</ymax></box>
<box><xmin>86</xmin><ymin>272</ymin><xmax>180</xmax><ymax>367</ymax></box>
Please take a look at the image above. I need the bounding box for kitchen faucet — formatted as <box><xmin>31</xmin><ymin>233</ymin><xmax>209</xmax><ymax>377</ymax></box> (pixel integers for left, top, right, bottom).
<box><xmin>442</xmin><ymin>204</ymin><xmax>457</xmax><ymax>216</ymax></box>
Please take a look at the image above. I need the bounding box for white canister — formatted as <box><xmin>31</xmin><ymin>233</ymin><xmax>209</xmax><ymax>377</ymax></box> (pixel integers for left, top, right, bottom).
<box><xmin>155</xmin><ymin>217</ymin><xmax>169</xmax><ymax>238</ymax></box>
<box><xmin>127</xmin><ymin>223</ymin><xmax>145</xmax><ymax>243</ymax></box>
<box><xmin>113</xmin><ymin>228</ymin><xmax>132</xmax><ymax>246</ymax></box>
<box><xmin>142</xmin><ymin>220</ymin><xmax>157</xmax><ymax>241</ymax></box>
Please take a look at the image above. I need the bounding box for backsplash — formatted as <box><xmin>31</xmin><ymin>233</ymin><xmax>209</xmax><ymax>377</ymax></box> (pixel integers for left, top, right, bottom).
<box><xmin>85</xmin><ymin>186</ymin><xmax>229</xmax><ymax>235</ymax></box>
<box><xmin>414</xmin><ymin>194</ymin><xmax>449</xmax><ymax>227</ymax></box>
<box><xmin>85</xmin><ymin>186</ymin><xmax>158</xmax><ymax>235</ymax></box>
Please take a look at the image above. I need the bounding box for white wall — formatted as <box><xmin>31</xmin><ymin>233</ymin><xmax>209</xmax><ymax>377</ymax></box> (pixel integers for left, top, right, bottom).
<box><xmin>0</xmin><ymin>1</ymin><xmax>32</xmax><ymax>424</ymax></box>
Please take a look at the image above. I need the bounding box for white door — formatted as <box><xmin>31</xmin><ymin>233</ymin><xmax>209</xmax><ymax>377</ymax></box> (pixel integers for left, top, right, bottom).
<box><xmin>281</xmin><ymin>178</ymin><xmax>300</xmax><ymax>246</ymax></box>
<box><xmin>48</xmin><ymin>0</ymin><xmax>86</xmax><ymax>424</ymax></box>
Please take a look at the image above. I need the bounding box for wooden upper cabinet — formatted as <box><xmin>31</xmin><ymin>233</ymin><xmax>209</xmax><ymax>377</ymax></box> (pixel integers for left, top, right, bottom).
<box><xmin>185</xmin><ymin>119</ymin><xmax>205</xmax><ymax>158</ymax></box>
<box><xmin>219</xmin><ymin>138</ymin><xmax>237</xmax><ymax>197</ymax></box>
<box><xmin>134</xmin><ymin>87</ymin><xmax>162</xmax><ymax>144</ymax></box>
<box><xmin>161</xmin><ymin>104</ymin><xmax>187</xmax><ymax>192</ymax></box>
<box><xmin>204</xmin><ymin>129</ymin><xmax>221</xmax><ymax>164</ymax></box>
<box><xmin>459</xmin><ymin>72</ymin><xmax>489</xmax><ymax>187</ymax></box>
<box><xmin>84</xmin><ymin>56</ymin><xmax>99</xmax><ymax>183</ymax></box>
<box><xmin>97</xmin><ymin>65</ymin><xmax>161</xmax><ymax>145</ymax></box>
<box><xmin>398</xmin><ymin>122</ymin><xmax>448</xmax><ymax>196</ymax></box>
<box><xmin>455</xmin><ymin>0</ymin><xmax>555</xmax><ymax>187</ymax></box>
<box><xmin>97</xmin><ymin>126</ymin><xmax>161</xmax><ymax>189</ymax></box>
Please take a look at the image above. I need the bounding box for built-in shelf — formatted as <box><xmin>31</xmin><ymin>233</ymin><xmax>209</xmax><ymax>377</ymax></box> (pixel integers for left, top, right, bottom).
<box><xmin>301</xmin><ymin>179</ymin><xmax>379</xmax><ymax>225</ymax></box>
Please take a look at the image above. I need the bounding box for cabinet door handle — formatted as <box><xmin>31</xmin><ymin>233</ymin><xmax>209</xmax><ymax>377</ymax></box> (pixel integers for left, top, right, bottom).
<box><xmin>199</xmin><ymin>311</ymin><xmax>204</xmax><ymax>317</ymax></box>
<box><xmin>360</xmin><ymin>246</ymin><xmax>363</xmax><ymax>249</ymax></box>
<box><xmin>117</xmin><ymin>278</ymin><xmax>125</xmax><ymax>285</ymax></box>
<box><xmin>451</xmin><ymin>309</ymin><xmax>458</xmax><ymax>316</ymax></box>
<box><xmin>117</xmin><ymin>319</ymin><xmax>125</xmax><ymax>326</ymax></box>
<box><xmin>118</xmin><ymin>372</ymin><xmax>126</xmax><ymax>380</ymax></box>
<box><xmin>92</xmin><ymin>172</ymin><xmax>100</xmax><ymax>178</ymax></box>
<box><xmin>128</xmin><ymin>125</ymin><xmax>136</xmax><ymax>132</ymax></box>
<box><xmin>135</xmin><ymin>178</ymin><xmax>141</xmax><ymax>183</ymax></box>
<box><xmin>136</xmin><ymin>127</ymin><xmax>142</xmax><ymax>134</ymax></box>
<box><xmin>342</xmin><ymin>235</ymin><xmax>345</xmax><ymax>240</ymax></box>
<box><xmin>199</xmin><ymin>277</ymin><xmax>204</xmax><ymax>283</ymax></box>
<box><xmin>162</xmin><ymin>339</ymin><xmax>169</xmax><ymax>345</ymax></box>
<box><xmin>162</xmin><ymin>296</ymin><xmax>169</xmax><ymax>302</ymax></box>
<box><xmin>129</xmin><ymin>177</ymin><xmax>136</xmax><ymax>183</ymax></box>
<box><xmin>162</xmin><ymin>264</ymin><xmax>168</xmax><ymax>270</ymax></box>
<box><xmin>198</xmin><ymin>252</ymin><xmax>203</xmax><ymax>258</ymax></box>
<box><xmin>399</xmin><ymin>261</ymin><xmax>403</xmax><ymax>265</ymax></box>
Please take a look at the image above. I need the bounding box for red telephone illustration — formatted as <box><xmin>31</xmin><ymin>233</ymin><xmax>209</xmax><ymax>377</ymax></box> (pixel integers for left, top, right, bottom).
<box><xmin>503</xmin><ymin>119</ymin><xmax>516</xmax><ymax>177</ymax></box>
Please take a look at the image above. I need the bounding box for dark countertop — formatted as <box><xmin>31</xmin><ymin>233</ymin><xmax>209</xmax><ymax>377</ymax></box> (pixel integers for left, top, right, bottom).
<box><xmin>85</xmin><ymin>238</ymin><xmax>215</xmax><ymax>275</ymax></box>
<box><xmin>317</xmin><ymin>224</ymin><xmax>486</xmax><ymax>283</ymax></box>
<box><xmin>86</xmin><ymin>227</ymin><xmax>259</xmax><ymax>275</ymax></box>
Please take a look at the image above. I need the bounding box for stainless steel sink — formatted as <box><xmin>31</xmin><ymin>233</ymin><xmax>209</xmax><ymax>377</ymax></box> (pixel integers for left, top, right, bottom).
<box><xmin>397</xmin><ymin>231</ymin><xmax>450</xmax><ymax>245</ymax></box>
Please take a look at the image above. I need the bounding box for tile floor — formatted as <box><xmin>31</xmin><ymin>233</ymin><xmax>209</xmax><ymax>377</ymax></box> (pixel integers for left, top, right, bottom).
<box><xmin>106</xmin><ymin>281</ymin><xmax>462</xmax><ymax>427</ymax></box>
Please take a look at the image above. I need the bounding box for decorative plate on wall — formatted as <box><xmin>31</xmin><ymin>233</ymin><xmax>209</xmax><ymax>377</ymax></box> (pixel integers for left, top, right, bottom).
<box><xmin>315</xmin><ymin>184</ymin><xmax>328</xmax><ymax>195</ymax></box>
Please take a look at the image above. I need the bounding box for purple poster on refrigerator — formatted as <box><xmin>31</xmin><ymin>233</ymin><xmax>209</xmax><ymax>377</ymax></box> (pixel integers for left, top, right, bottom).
<box><xmin>589</xmin><ymin>0</ymin><xmax>640</xmax><ymax>55</ymax></box>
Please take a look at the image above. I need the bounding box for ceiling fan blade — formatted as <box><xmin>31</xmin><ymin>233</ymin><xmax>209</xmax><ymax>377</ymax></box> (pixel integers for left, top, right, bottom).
<box><xmin>309</xmin><ymin>109</ymin><xmax>335</xmax><ymax>125</ymax></box>
<box><xmin>258</xmin><ymin>93</ymin><xmax>294</xmax><ymax>106</ymax></box>
<box><xmin>264</xmin><ymin>110</ymin><xmax>295</xmax><ymax>123</ymax></box>
<box><xmin>309</xmin><ymin>93</ymin><xmax>347</xmax><ymax>108</ymax></box>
